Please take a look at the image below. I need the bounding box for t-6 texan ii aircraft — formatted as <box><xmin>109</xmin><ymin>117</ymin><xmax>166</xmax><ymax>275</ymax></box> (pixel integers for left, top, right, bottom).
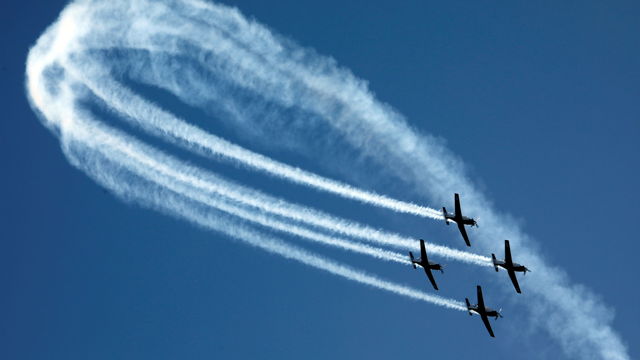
<box><xmin>443</xmin><ymin>193</ymin><xmax>478</xmax><ymax>247</ymax></box>
<box><xmin>492</xmin><ymin>240</ymin><xmax>530</xmax><ymax>293</ymax></box>
<box><xmin>409</xmin><ymin>239</ymin><xmax>444</xmax><ymax>290</ymax></box>
<box><xmin>466</xmin><ymin>285</ymin><xmax>502</xmax><ymax>337</ymax></box>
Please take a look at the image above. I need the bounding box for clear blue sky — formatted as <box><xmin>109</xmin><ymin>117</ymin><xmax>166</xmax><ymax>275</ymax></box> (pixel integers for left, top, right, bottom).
<box><xmin>2</xmin><ymin>1</ymin><xmax>638</xmax><ymax>359</ymax></box>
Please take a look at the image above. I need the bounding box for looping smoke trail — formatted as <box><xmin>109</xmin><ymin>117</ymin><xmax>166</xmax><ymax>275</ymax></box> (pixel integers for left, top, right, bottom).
<box><xmin>30</xmin><ymin>78</ymin><xmax>465</xmax><ymax>311</ymax></box>
<box><xmin>83</xmin><ymin>116</ymin><xmax>411</xmax><ymax>265</ymax></box>
<box><xmin>63</xmin><ymin>33</ymin><xmax>443</xmax><ymax>220</ymax></box>
<box><xmin>25</xmin><ymin>0</ymin><xmax>630</xmax><ymax>359</ymax></box>
<box><xmin>65</xmin><ymin>0</ymin><xmax>446</xmax><ymax>220</ymax></box>
<box><xmin>68</xmin><ymin>61</ymin><xmax>442</xmax><ymax>220</ymax></box>
<box><xmin>26</xmin><ymin>0</ymin><xmax>489</xmax><ymax>269</ymax></box>
<box><xmin>25</xmin><ymin>0</ymin><xmax>469</xmax><ymax>313</ymax></box>
<box><xmin>77</xmin><ymin>121</ymin><xmax>464</xmax><ymax>311</ymax></box>
<box><xmin>61</xmin><ymin>63</ymin><xmax>491</xmax><ymax>267</ymax></box>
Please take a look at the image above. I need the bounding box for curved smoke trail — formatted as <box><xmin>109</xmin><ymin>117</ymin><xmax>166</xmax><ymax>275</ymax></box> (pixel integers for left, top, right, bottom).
<box><xmin>25</xmin><ymin>0</ymin><xmax>470</xmax><ymax>313</ymax></box>
<box><xmin>62</xmin><ymin>65</ymin><xmax>492</xmax><ymax>267</ymax></box>
<box><xmin>25</xmin><ymin>0</ymin><xmax>489</xmax><ymax>267</ymax></box>
<box><xmin>25</xmin><ymin>0</ymin><xmax>629</xmax><ymax>359</ymax></box>
<box><xmin>62</xmin><ymin>111</ymin><xmax>464</xmax><ymax>311</ymax></box>
<box><xmin>72</xmin><ymin>106</ymin><xmax>466</xmax><ymax>312</ymax></box>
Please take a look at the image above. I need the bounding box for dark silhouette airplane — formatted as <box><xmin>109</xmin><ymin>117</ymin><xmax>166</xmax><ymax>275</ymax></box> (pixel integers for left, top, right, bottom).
<box><xmin>492</xmin><ymin>240</ymin><xmax>530</xmax><ymax>293</ymax></box>
<box><xmin>409</xmin><ymin>239</ymin><xmax>443</xmax><ymax>290</ymax></box>
<box><xmin>466</xmin><ymin>285</ymin><xmax>502</xmax><ymax>337</ymax></box>
<box><xmin>443</xmin><ymin>193</ymin><xmax>477</xmax><ymax>246</ymax></box>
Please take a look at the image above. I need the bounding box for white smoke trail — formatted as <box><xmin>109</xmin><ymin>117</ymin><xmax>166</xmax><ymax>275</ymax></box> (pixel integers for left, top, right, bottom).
<box><xmin>31</xmin><ymin>73</ymin><xmax>408</xmax><ymax>268</ymax></box>
<box><xmin>25</xmin><ymin>0</ymin><xmax>630</xmax><ymax>359</ymax></box>
<box><xmin>72</xmin><ymin>126</ymin><xmax>465</xmax><ymax>312</ymax></box>
<box><xmin>70</xmin><ymin>63</ymin><xmax>443</xmax><ymax>220</ymax></box>
<box><xmin>78</xmin><ymin>114</ymin><xmax>411</xmax><ymax>265</ymax></box>
<box><xmin>25</xmin><ymin>64</ymin><xmax>464</xmax><ymax>311</ymax></box>
<box><xmin>130</xmin><ymin>2</ymin><xmax>628</xmax><ymax>359</ymax></box>
<box><xmin>59</xmin><ymin>61</ymin><xmax>491</xmax><ymax>267</ymax></box>
<box><xmin>114</xmin><ymin>164</ymin><xmax>466</xmax><ymax>312</ymax></box>
<box><xmin>25</xmin><ymin>0</ymin><xmax>489</xmax><ymax>269</ymax></box>
<box><xmin>48</xmin><ymin>0</ymin><xmax>445</xmax><ymax>220</ymax></box>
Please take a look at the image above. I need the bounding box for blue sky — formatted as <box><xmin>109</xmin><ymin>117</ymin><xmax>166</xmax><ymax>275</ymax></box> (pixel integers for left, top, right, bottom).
<box><xmin>2</xmin><ymin>1</ymin><xmax>639</xmax><ymax>359</ymax></box>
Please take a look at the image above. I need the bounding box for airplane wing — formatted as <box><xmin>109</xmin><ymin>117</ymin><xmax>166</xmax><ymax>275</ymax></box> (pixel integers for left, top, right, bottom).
<box><xmin>476</xmin><ymin>286</ymin><xmax>485</xmax><ymax>310</ymax></box>
<box><xmin>454</xmin><ymin>193</ymin><xmax>462</xmax><ymax>217</ymax></box>
<box><xmin>481</xmin><ymin>314</ymin><xmax>495</xmax><ymax>337</ymax></box>
<box><xmin>419</xmin><ymin>239</ymin><xmax>427</xmax><ymax>261</ymax></box>
<box><xmin>419</xmin><ymin>240</ymin><xmax>438</xmax><ymax>290</ymax></box>
<box><xmin>504</xmin><ymin>240</ymin><xmax>513</xmax><ymax>266</ymax></box>
<box><xmin>477</xmin><ymin>286</ymin><xmax>495</xmax><ymax>337</ymax></box>
<box><xmin>423</xmin><ymin>267</ymin><xmax>439</xmax><ymax>290</ymax></box>
<box><xmin>457</xmin><ymin>222</ymin><xmax>471</xmax><ymax>247</ymax></box>
<box><xmin>508</xmin><ymin>269</ymin><xmax>521</xmax><ymax>293</ymax></box>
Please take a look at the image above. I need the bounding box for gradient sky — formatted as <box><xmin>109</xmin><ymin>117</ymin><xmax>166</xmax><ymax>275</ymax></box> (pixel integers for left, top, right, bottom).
<box><xmin>2</xmin><ymin>1</ymin><xmax>639</xmax><ymax>359</ymax></box>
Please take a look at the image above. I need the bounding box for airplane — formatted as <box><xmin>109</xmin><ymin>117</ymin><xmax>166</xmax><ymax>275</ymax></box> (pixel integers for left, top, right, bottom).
<box><xmin>465</xmin><ymin>285</ymin><xmax>502</xmax><ymax>337</ymax></box>
<box><xmin>492</xmin><ymin>240</ymin><xmax>530</xmax><ymax>293</ymax></box>
<box><xmin>443</xmin><ymin>193</ymin><xmax>478</xmax><ymax>247</ymax></box>
<box><xmin>409</xmin><ymin>239</ymin><xmax>444</xmax><ymax>290</ymax></box>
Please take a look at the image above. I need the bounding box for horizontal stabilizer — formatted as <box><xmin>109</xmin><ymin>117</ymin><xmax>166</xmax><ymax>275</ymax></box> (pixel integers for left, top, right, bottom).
<box><xmin>409</xmin><ymin>251</ymin><xmax>416</xmax><ymax>269</ymax></box>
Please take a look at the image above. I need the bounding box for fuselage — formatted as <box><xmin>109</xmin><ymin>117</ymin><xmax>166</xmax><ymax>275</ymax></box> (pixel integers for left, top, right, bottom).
<box><xmin>469</xmin><ymin>305</ymin><xmax>500</xmax><ymax>319</ymax></box>
<box><xmin>495</xmin><ymin>261</ymin><xmax>528</xmax><ymax>273</ymax></box>
<box><xmin>512</xmin><ymin>263</ymin><xmax>528</xmax><ymax>272</ymax></box>
<box><xmin>413</xmin><ymin>259</ymin><xmax>443</xmax><ymax>272</ymax></box>
<box><xmin>446</xmin><ymin>213</ymin><xmax>477</xmax><ymax>226</ymax></box>
<box><xmin>460</xmin><ymin>216</ymin><xmax>477</xmax><ymax>226</ymax></box>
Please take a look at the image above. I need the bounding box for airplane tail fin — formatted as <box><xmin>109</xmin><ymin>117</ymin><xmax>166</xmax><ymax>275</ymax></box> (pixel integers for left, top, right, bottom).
<box><xmin>409</xmin><ymin>252</ymin><xmax>416</xmax><ymax>269</ymax></box>
<box><xmin>497</xmin><ymin>309</ymin><xmax>503</xmax><ymax>319</ymax></box>
<box><xmin>443</xmin><ymin>207</ymin><xmax>449</xmax><ymax>225</ymax></box>
<box><xmin>491</xmin><ymin>254</ymin><xmax>498</xmax><ymax>272</ymax></box>
<box><xmin>465</xmin><ymin>298</ymin><xmax>472</xmax><ymax>315</ymax></box>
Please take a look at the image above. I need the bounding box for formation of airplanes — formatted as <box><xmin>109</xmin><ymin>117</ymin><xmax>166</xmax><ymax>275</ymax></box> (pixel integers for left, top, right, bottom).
<box><xmin>408</xmin><ymin>193</ymin><xmax>530</xmax><ymax>337</ymax></box>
